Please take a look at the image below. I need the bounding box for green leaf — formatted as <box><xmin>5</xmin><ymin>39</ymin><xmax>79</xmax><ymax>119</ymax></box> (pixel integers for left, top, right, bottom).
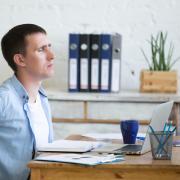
<box><xmin>141</xmin><ymin>31</ymin><xmax>180</xmax><ymax>71</ymax></box>
<box><xmin>140</xmin><ymin>48</ymin><xmax>152</xmax><ymax>69</ymax></box>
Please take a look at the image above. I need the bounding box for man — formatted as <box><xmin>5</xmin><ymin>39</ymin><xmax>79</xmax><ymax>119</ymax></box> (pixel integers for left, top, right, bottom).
<box><xmin>0</xmin><ymin>24</ymin><xmax>55</xmax><ymax>180</ymax></box>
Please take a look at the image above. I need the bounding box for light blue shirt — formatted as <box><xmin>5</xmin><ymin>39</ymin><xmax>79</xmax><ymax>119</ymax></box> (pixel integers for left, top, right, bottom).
<box><xmin>0</xmin><ymin>75</ymin><xmax>54</xmax><ymax>180</ymax></box>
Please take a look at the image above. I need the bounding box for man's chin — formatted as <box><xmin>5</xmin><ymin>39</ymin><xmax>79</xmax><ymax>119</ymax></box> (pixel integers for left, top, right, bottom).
<box><xmin>42</xmin><ymin>72</ymin><xmax>54</xmax><ymax>80</ymax></box>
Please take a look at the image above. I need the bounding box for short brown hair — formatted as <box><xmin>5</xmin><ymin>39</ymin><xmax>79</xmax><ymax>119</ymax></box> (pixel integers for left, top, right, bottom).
<box><xmin>1</xmin><ymin>24</ymin><xmax>46</xmax><ymax>72</ymax></box>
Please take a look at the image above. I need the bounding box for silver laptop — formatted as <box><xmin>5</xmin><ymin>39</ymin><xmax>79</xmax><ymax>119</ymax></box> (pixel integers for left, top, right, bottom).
<box><xmin>93</xmin><ymin>101</ymin><xmax>174</xmax><ymax>155</ymax></box>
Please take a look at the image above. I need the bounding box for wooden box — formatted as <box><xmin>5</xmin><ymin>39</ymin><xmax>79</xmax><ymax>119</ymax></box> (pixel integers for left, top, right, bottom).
<box><xmin>140</xmin><ymin>70</ymin><xmax>178</xmax><ymax>93</ymax></box>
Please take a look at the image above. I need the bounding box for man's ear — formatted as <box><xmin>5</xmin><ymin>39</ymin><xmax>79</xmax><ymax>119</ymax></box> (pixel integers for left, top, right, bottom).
<box><xmin>13</xmin><ymin>54</ymin><xmax>26</xmax><ymax>67</ymax></box>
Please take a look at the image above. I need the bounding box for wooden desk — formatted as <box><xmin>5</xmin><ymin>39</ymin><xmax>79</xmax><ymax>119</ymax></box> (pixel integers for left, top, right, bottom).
<box><xmin>28</xmin><ymin>148</ymin><xmax>180</xmax><ymax>180</ymax></box>
<box><xmin>28</xmin><ymin>135</ymin><xmax>180</xmax><ymax>180</ymax></box>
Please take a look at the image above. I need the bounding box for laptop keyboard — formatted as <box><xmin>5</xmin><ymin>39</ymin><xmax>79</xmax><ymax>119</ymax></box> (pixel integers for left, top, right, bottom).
<box><xmin>118</xmin><ymin>144</ymin><xmax>142</xmax><ymax>152</ymax></box>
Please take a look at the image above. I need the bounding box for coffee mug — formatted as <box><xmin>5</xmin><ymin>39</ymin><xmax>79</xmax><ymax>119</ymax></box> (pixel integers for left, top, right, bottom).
<box><xmin>120</xmin><ymin>120</ymin><xmax>139</xmax><ymax>144</ymax></box>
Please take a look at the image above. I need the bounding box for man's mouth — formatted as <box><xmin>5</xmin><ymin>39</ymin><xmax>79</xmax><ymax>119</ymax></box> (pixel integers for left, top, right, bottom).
<box><xmin>47</xmin><ymin>63</ymin><xmax>53</xmax><ymax>68</ymax></box>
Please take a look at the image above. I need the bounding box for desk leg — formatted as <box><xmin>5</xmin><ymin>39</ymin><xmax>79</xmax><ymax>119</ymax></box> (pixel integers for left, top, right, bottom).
<box><xmin>30</xmin><ymin>169</ymin><xmax>41</xmax><ymax>180</ymax></box>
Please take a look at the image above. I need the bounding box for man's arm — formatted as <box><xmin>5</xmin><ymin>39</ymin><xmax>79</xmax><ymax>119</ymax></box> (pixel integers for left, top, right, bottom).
<box><xmin>0</xmin><ymin>95</ymin><xmax>4</xmax><ymax>119</ymax></box>
<box><xmin>0</xmin><ymin>92</ymin><xmax>8</xmax><ymax>120</ymax></box>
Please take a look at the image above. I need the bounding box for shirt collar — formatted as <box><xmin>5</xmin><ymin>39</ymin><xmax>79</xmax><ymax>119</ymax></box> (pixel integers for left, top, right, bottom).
<box><xmin>10</xmin><ymin>74</ymin><xmax>47</xmax><ymax>102</ymax></box>
<box><xmin>39</xmin><ymin>86</ymin><xmax>47</xmax><ymax>97</ymax></box>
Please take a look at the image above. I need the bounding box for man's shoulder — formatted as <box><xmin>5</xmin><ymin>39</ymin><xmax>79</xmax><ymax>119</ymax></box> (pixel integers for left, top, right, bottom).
<box><xmin>0</xmin><ymin>77</ymin><xmax>19</xmax><ymax>105</ymax></box>
<box><xmin>0</xmin><ymin>77</ymin><xmax>22</xmax><ymax>116</ymax></box>
<box><xmin>0</xmin><ymin>77</ymin><xmax>15</xmax><ymax>95</ymax></box>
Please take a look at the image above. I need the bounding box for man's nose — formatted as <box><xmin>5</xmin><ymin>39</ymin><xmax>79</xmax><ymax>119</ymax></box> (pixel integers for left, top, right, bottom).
<box><xmin>47</xmin><ymin>49</ymin><xmax>55</xmax><ymax>60</ymax></box>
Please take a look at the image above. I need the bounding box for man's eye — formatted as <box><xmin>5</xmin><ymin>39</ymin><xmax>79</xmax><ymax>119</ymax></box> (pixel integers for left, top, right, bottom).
<box><xmin>38</xmin><ymin>48</ymin><xmax>44</xmax><ymax>52</ymax></box>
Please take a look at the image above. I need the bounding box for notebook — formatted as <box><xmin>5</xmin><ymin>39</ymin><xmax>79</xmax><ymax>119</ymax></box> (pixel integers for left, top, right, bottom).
<box><xmin>92</xmin><ymin>101</ymin><xmax>174</xmax><ymax>155</ymax></box>
<box><xmin>37</xmin><ymin>140</ymin><xmax>103</xmax><ymax>153</ymax></box>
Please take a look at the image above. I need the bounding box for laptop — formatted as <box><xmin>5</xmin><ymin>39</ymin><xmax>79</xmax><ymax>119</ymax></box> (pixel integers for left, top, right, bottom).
<box><xmin>92</xmin><ymin>101</ymin><xmax>174</xmax><ymax>155</ymax></box>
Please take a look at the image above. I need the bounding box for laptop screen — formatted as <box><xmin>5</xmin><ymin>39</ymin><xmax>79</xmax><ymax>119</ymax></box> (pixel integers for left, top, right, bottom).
<box><xmin>141</xmin><ymin>101</ymin><xmax>174</xmax><ymax>154</ymax></box>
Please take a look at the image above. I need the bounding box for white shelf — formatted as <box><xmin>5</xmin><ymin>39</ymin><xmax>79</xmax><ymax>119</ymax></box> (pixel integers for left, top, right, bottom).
<box><xmin>46</xmin><ymin>89</ymin><xmax>180</xmax><ymax>103</ymax></box>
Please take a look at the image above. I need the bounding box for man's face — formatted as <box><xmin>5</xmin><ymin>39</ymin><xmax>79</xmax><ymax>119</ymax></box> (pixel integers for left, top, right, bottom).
<box><xmin>22</xmin><ymin>32</ymin><xmax>55</xmax><ymax>81</ymax></box>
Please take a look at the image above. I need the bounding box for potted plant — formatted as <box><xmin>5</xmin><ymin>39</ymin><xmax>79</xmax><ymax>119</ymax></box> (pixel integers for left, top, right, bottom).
<box><xmin>140</xmin><ymin>31</ymin><xmax>180</xmax><ymax>93</ymax></box>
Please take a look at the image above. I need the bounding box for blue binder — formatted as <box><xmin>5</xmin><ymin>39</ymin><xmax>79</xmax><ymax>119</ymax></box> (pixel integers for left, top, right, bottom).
<box><xmin>100</xmin><ymin>34</ymin><xmax>112</xmax><ymax>92</ymax></box>
<box><xmin>68</xmin><ymin>33</ymin><xmax>79</xmax><ymax>92</ymax></box>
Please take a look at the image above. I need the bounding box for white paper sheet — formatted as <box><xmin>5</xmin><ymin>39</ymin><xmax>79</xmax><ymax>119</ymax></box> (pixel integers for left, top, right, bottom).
<box><xmin>35</xmin><ymin>153</ymin><xmax>124</xmax><ymax>165</ymax></box>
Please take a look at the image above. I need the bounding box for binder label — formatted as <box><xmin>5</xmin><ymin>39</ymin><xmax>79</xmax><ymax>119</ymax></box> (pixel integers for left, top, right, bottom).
<box><xmin>112</xmin><ymin>59</ymin><xmax>120</xmax><ymax>92</ymax></box>
<box><xmin>69</xmin><ymin>58</ymin><xmax>77</xmax><ymax>89</ymax></box>
<box><xmin>101</xmin><ymin>59</ymin><xmax>109</xmax><ymax>90</ymax></box>
<box><xmin>80</xmin><ymin>58</ymin><xmax>88</xmax><ymax>89</ymax></box>
<box><xmin>91</xmin><ymin>58</ymin><xmax>99</xmax><ymax>89</ymax></box>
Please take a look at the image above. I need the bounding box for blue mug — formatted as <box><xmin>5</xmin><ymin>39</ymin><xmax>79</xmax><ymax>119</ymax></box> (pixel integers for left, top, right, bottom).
<box><xmin>120</xmin><ymin>120</ymin><xmax>139</xmax><ymax>144</ymax></box>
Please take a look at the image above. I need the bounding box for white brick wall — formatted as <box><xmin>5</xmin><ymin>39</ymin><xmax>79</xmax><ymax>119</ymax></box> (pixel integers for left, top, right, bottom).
<box><xmin>0</xmin><ymin>0</ymin><xmax>180</xmax><ymax>91</ymax></box>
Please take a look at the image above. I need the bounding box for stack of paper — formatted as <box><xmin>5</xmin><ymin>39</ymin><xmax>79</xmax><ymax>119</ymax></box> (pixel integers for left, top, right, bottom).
<box><xmin>35</xmin><ymin>153</ymin><xmax>124</xmax><ymax>166</ymax></box>
<box><xmin>37</xmin><ymin>140</ymin><xmax>103</xmax><ymax>153</ymax></box>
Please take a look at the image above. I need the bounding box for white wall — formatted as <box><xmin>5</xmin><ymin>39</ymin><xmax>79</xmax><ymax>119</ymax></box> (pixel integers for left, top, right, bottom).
<box><xmin>0</xmin><ymin>0</ymin><xmax>180</xmax><ymax>91</ymax></box>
